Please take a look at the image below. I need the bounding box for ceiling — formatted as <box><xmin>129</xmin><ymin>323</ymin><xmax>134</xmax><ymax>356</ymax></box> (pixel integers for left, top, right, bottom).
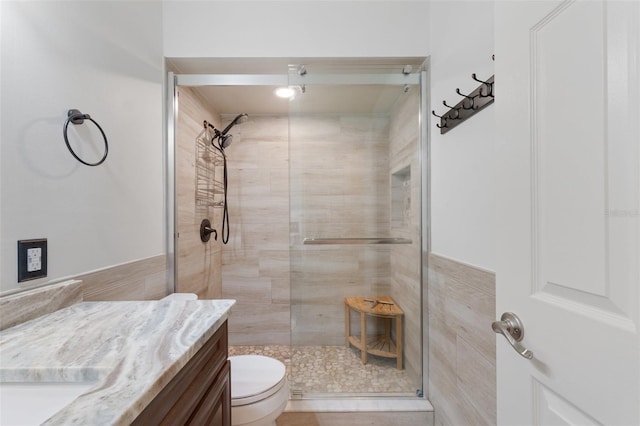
<box><xmin>167</xmin><ymin>57</ymin><xmax>425</xmax><ymax>116</ymax></box>
<box><xmin>194</xmin><ymin>84</ymin><xmax>411</xmax><ymax>116</ymax></box>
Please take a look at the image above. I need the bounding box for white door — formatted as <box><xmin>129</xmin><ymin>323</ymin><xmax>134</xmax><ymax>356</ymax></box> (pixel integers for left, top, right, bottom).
<box><xmin>495</xmin><ymin>1</ymin><xmax>640</xmax><ymax>425</ymax></box>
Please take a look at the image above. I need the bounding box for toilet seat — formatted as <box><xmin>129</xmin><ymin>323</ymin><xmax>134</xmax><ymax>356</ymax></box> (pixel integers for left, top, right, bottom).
<box><xmin>230</xmin><ymin>355</ymin><xmax>287</xmax><ymax>406</ymax></box>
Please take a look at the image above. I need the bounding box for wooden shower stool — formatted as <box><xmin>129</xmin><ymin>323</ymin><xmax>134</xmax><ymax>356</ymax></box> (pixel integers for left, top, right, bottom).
<box><xmin>344</xmin><ymin>296</ymin><xmax>404</xmax><ymax>369</ymax></box>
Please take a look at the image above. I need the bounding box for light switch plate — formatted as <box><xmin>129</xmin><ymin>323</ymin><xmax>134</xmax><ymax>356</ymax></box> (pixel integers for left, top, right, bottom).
<box><xmin>18</xmin><ymin>239</ymin><xmax>47</xmax><ymax>282</ymax></box>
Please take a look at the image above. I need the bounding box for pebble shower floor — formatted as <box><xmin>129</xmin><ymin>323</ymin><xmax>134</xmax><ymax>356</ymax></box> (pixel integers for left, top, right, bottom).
<box><xmin>229</xmin><ymin>345</ymin><xmax>415</xmax><ymax>395</ymax></box>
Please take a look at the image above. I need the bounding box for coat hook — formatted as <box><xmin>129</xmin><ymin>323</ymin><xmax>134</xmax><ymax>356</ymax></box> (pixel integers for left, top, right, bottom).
<box><xmin>472</xmin><ymin>73</ymin><xmax>493</xmax><ymax>97</ymax></box>
<box><xmin>471</xmin><ymin>73</ymin><xmax>491</xmax><ymax>85</ymax></box>
<box><xmin>432</xmin><ymin>110</ymin><xmax>448</xmax><ymax>129</ymax></box>
<box><xmin>455</xmin><ymin>88</ymin><xmax>475</xmax><ymax>110</ymax></box>
<box><xmin>442</xmin><ymin>100</ymin><xmax>460</xmax><ymax>119</ymax></box>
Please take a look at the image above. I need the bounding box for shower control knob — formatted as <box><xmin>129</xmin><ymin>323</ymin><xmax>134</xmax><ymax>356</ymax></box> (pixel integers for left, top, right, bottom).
<box><xmin>200</xmin><ymin>219</ymin><xmax>217</xmax><ymax>242</ymax></box>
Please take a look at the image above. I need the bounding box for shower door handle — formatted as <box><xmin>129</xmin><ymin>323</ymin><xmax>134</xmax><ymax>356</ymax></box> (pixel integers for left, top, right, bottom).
<box><xmin>492</xmin><ymin>312</ymin><xmax>534</xmax><ymax>359</ymax></box>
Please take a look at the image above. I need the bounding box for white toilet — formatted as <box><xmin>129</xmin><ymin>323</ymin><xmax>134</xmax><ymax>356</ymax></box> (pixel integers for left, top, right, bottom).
<box><xmin>161</xmin><ymin>294</ymin><xmax>288</xmax><ymax>426</ymax></box>
<box><xmin>229</xmin><ymin>355</ymin><xmax>288</xmax><ymax>426</ymax></box>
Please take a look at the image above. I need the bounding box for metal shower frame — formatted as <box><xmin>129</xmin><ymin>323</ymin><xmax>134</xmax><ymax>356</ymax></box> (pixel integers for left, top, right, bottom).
<box><xmin>165</xmin><ymin>64</ymin><xmax>430</xmax><ymax>398</ymax></box>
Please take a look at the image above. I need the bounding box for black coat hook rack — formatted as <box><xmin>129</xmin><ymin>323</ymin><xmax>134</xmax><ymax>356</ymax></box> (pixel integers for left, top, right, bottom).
<box><xmin>433</xmin><ymin>70</ymin><xmax>495</xmax><ymax>135</ymax></box>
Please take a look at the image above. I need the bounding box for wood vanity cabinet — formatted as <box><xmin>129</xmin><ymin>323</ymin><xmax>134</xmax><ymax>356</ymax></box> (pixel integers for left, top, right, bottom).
<box><xmin>133</xmin><ymin>321</ymin><xmax>231</xmax><ymax>425</ymax></box>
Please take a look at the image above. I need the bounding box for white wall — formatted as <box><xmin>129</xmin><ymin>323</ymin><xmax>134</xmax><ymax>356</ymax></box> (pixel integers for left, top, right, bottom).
<box><xmin>164</xmin><ymin>0</ymin><xmax>494</xmax><ymax>271</ymax></box>
<box><xmin>429</xmin><ymin>1</ymin><xmax>495</xmax><ymax>270</ymax></box>
<box><xmin>0</xmin><ymin>1</ymin><xmax>164</xmax><ymax>293</ymax></box>
<box><xmin>163</xmin><ymin>1</ymin><xmax>431</xmax><ymax>58</ymax></box>
<box><xmin>0</xmin><ymin>0</ymin><xmax>494</xmax><ymax>293</ymax></box>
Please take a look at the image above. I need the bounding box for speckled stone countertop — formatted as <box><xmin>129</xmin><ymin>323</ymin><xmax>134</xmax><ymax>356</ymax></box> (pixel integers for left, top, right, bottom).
<box><xmin>0</xmin><ymin>299</ymin><xmax>235</xmax><ymax>425</ymax></box>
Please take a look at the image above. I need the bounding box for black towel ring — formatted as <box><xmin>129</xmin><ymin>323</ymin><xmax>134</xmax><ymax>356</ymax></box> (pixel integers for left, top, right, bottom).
<box><xmin>63</xmin><ymin>109</ymin><xmax>108</xmax><ymax>166</ymax></box>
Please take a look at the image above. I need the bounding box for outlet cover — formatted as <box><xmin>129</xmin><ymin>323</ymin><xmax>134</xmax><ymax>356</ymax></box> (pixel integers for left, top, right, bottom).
<box><xmin>17</xmin><ymin>239</ymin><xmax>47</xmax><ymax>282</ymax></box>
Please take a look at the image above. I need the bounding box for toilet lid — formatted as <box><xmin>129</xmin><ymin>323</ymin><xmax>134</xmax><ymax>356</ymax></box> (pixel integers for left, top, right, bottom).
<box><xmin>229</xmin><ymin>355</ymin><xmax>286</xmax><ymax>406</ymax></box>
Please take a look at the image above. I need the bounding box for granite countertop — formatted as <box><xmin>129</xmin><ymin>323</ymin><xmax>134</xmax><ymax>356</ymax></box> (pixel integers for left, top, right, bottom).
<box><xmin>0</xmin><ymin>299</ymin><xmax>235</xmax><ymax>425</ymax></box>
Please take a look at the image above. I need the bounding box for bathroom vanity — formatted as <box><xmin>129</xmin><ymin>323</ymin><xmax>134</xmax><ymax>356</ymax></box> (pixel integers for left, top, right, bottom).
<box><xmin>133</xmin><ymin>320</ymin><xmax>231</xmax><ymax>425</ymax></box>
<box><xmin>0</xmin><ymin>298</ymin><xmax>235</xmax><ymax>425</ymax></box>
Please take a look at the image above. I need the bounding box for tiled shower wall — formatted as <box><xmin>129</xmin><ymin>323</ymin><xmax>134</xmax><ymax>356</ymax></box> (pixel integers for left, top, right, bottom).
<box><xmin>222</xmin><ymin>116</ymin><xmax>396</xmax><ymax>345</ymax></box>
<box><xmin>389</xmin><ymin>88</ymin><xmax>422</xmax><ymax>386</ymax></box>
<box><xmin>175</xmin><ymin>87</ymin><xmax>224</xmax><ymax>299</ymax></box>
<box><xmin>221</xmin><ymin>110</ymin><xmax>423</xmax><ymax>379</ymax></box>
<box><xmin>222</xmin><ymin>115</ymin><xmax>291</xmax><ymax>345</ymax></box>
<box><xmin>221</xmin><ymin>114</ymin><xmax>400</xmax><ymax>347</ymax></box>
<box><xmin>289</xmin><ymin>115</ymin><xmax>391</xmax><ymax>346</ymax></box>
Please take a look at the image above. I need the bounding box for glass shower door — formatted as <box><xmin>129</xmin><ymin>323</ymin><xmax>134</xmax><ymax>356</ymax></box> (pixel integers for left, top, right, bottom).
<box><xmin>288</xmin><ymin>64</ymin><xmax>424</xmax><ymax>398</ymax></box>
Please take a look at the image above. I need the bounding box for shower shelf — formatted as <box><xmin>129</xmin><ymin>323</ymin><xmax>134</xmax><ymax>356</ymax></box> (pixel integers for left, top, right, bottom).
<box><xmin>195</xmin><ymin>129</ymin><xmax>225</xmax><ymax>207</ymax></box>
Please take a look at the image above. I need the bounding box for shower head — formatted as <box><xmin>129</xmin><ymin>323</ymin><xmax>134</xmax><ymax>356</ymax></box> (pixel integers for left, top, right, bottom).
<box><xmin>220</xmin><ymin>134</ymin><xmax>233</xmax><ymax>149</ymax></box>
<box><xmin>221</xmin><ymin>113</ymin><xmax>249</xmax><ymax>136</ymax></box>
<box><xmin>208</xmin><ymin>113</ymin><xmax>248</xmax><ymax>150</ymax></box>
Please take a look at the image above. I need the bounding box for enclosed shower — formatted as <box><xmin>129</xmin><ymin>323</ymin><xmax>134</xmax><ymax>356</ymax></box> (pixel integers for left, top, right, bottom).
<box><xmin>168</xmin><ymin>59</ymin><xmax>427</xmax><ymax>400</ymax></box>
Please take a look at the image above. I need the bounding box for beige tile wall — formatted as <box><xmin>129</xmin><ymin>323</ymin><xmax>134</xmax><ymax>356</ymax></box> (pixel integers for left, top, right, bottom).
<box><xmin>222</xmin><ymin>115</ymin><xmax>291</xmax><ymax>345</ymax></box>
<box><xmin>221</xmin><ymin>113</ymin><xmax>412</xmax><ymax>347</ymax></box>
<box><xmin>81</xmin><ymin>255</ymin><xmax>167</xmax><ymax>301</ymax></box>
<box><xmin>389</xmin><ymin>88</ymin><xmax>422</xmax><ymax>386</ymax></box>
<box><xmin>175</xmin><ymin>87</ymin><xmax>223</xmax><ymax>299</ymax></box>
<box><xmin>428</xmin><ymin>253</ymin><xmax>496</xmax><ymax>426</ymax></box>
<box><xmin>290</xmin><ymin>115</ymin><xmax>392</xmax><ymax>346</ymax></box>
<box><xmin>212</xmin><ymin>109</ymin><xmax>423</xmax><ymax>355</ymax></box>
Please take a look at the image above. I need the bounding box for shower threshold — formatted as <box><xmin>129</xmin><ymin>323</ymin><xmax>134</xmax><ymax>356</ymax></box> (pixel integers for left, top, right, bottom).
<box><xmin>284</xmin><ymin>397</ymin><xmax>433</xmax><ymax>413</ymax></box>
<box><xmin>290</xmin><ymin>390</ymin><xmax>418</xmax><ymax>399</ymax></box>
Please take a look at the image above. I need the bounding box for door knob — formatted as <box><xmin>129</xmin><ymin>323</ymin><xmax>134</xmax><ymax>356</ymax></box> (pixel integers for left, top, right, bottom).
<box><xmin>492</xmin><ymin>312</ymin><xmax>534</xmax><ymax>359</ymax></box>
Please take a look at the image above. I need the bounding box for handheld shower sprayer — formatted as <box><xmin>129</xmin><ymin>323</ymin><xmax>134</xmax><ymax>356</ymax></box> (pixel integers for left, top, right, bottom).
<box><xmin>205</xmin><ymin>113</ymin><xmax>248</xmax><ymax>245</ymax></box>
<box><xmin>207</xmin><ymin>113</ymin><xmax>248</xmax><ymax>150</ymax></box>
<box><xmin>221</xmin><ymin>113</ymin><xmax>249</xmax><ymax>136</ymax></box>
